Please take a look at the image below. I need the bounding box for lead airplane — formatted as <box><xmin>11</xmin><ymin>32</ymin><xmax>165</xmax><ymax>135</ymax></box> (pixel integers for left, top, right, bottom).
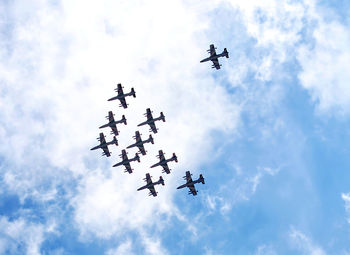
<box><xmin>137</xmin><ymin>108</ymin><xmax>165</xmax><ymax>134</ymax></box>
<box><xmin>150</xmin><ymin>150</ymin><xmax>177</xmax><ymax>174</ymax></box>
<box><xmin>113</xmin><ymin>149</ymin><xmax>140</xmax><ymax>174</ymax></box>
<box><xmin>90</xmin><ymin>132</ymin><xmax>118</xmax><ymax>157</ymax></box>
<box><xmin>99</xmin><ymin>111</ymin><xmax>127</xmax><ymax>136</ymax></box>
<box><xmin>177</xmin><ymin>171</ymin><xmax>205</xmax><ymax>196</ymax></box>
<box><xmin>200</xmin><ymin>44</ymin><xmax>229</xmax><ymax>70</ymax></box>
<box><xmin>126</xmin><ymin>131</ymin><xmax>154</xmax><ymax>155</ymax></box>
<box><xmin>137</xmin><ymin>173</ymin><xmax>164</xmax><ymax>197</ymax></box>
<box><xmin>107</xmin><ymin>83</ymin><xmax>136</xmax><ymax>108</ymax></box>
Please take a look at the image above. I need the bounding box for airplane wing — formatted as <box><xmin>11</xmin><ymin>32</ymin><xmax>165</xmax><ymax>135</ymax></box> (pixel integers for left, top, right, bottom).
<box><xmin>157</xmin><ymin>150</ymin><xmax>170</xmax><ymax>173</ymax></box>
<box><xmin>135</xmin><ymin>131</ymin><xmax>142</xmax><ymax>142</ymax></box>
<box><xmin>148</xmin><ymin>186</ymin><xmax>157</xmax><ymax>197</ymax></box>
<box><xmin>108</xmin><ymin>111</ymin><xmax>115</xmax><ymax>122</ymax></box>
<box><xmin>116</xmin><ymin>84</ymin><xmax>128</xmax><ymax>108</ymax></box>
<box><xmin>161</xmin><ymin>164</ymin><xmax>170</xmax><ymax>174</ymax></box>
<box><xmin>149</xmin><ymin>121</ymin><xmax>157</xmax><ymax>133</ymax></box>
<box><xmin>99</xmin><ymin>133</ymin><xmax>106</xmax><ymax>144</ymax></box>
<box><xmin>145</xmin><ymin>173</ymin><xmax>152</xmax><ymax>184</ymax></box>
<box><xmin>119</xmin><ymin>97</ymin><xmax>127</xmax><ymax>108</ymax></box>
<box><xmin>124</xmin><ymin>161</ymin><xmax>132</xmax><ymax>174</ymax></box>
<box><xmin>158</xmin><ymin>150</ymin><xmax>166</xmax><ymax>161</ymax></box>
<box><xmin>121</xmin><ymin>150</ymin><xmax>128</xmax><ymax>161</ymax></box>
<box><xmin>209</xmin><ymin>44</ymin><xmax>217</xmax><ymax>56</ymax></box>
<box><xmin>184</xmin><ymin>171</ymin><xmax>197</xmax><ymax>195</ymax></box>
<box><xmin>185</xmin><ymin>171</ymin><xmax>193</xmax><ymax>183</ymax></box>
<box><xmin>188</xmin><ymin>184</ymin><xmax>197</xmax><ymax>196</ymax></box>
<box><xmin>146</xmin><ymin>109</ymin><xmax>157</xmax><ymax>133</ymax></box>
<box><xmin>121</xmin><ymin>150</ymin><xmax>131</xmax><ymax>172</ymax></box>
<box><xmin>146</xmin><ymin>108</ymin><xmax>153</xmax><ymax>120</ymax></box>
<box><xmin>211</xmin><ymin>58</ymin><xmax>221</xmax><ymax>70</ymax></box>
<box><xmin>135</xmin><ymin>131</ymin><xmax>146</xmax><ymax>155</ymax></box>
<box><xmin>117</xmin><ymin>83</ymin><xmax>123</xmax><ymax>95</ymax></box>
<box><xmin>145</xmin><ymin>174</ymin><xmax>157</xmax><ymax>196</ymax></box>
<box><xmin>102</xmin><ymin>146</ymin><xmax>111</xmax><ymax>157</ymax></box>
<box><xmin>110</xmin><ymin>124</ymin><xmax>119</xmax><ymax>136</ymax></box>
<box><xmin>137</xmin><ymin>144</ymin><xmax>146</xmax><ymax>155</ymax></box>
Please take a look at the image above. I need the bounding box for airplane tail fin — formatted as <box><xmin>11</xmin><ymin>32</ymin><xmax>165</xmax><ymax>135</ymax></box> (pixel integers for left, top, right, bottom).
<box><xmin>159</xmin><ymin>176</ymin><xmax>165</xmax><ymax>186</ymax></box>
<box><xmin>173</xmin><ymin>153</ymin><xmax>178</xmax><ymax>163</ymax></box>
<box><xmin>131</xmin><ymin>88</ymin><xmax>136</xmax><ymax>98</ymax></box>
<box><xmin>160</xmin><ymin>112</ymin><xmax>165</xmax><ymax>122</ymax></box>
<box><xmin>223</xmin><ymin>48</ymin><xmax>229</xmax><ymax>58</ymax></box>
<box><xmin>200</xmin><ymin>174</ymin><xmax>205</xmax><ymax>184</ymax></box>
<box><xmin>122</xmin><ymin>115</ymin><xmax>127</xmax><ymax>125</ymax></box>
<box><xmin>149</xmin><ymin>135</ymin><xmax>154</xmax><ymax>144</ymax></box>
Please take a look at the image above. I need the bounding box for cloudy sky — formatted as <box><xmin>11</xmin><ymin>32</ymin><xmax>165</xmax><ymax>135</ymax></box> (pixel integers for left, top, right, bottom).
<box><xmin>1</xmin><ymin>0</ymin><xmax>350</xmax><ymax>254</ymax></box>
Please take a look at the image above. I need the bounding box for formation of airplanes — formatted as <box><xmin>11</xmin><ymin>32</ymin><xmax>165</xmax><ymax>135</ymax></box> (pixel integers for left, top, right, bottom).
<box><xmin>91</xmin><ymin>44</ymin><xmax>229</xmax><ymax>197</ymax></box>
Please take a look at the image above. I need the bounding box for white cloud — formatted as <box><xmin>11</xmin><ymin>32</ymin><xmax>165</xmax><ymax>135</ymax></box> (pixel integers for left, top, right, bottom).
<box><xmin>1</xmin><ymin>0</ymin><xmax>347</xmax><ymax>252</ymax></box>
<box><xmin>289</xmin><ymin>228</ymin><xmax>326</xmax><ymax>255</ymax></box>
<box><xmin>254</xmin><ymin>244</ymin><xmax>277</xmax><ymax>255</ymax></box>
<box><xmin>342</xmin><ymin>193</ymin><xmax>350</xmax><ymax>224</ymax></box>
<box><xmin>297</xmin><ymin>19</ymin><xmax>350</xmax><ymax>115</ymax></box>
<box><xmin>106</xmin><ymin>239</ymin><xmax>135</xmax><ymax>255</ymax></box>
<box><xmin>0</xmin><ymin>216</ymin><xmax>55</xmax><ymax>255</ymax></box>
<box><xmin>204</xmin><ymin>165</ymin><xmax>280</xmax><ymax>215</ymax></box>
<box><xmin>0</xmin><ymin>0</ymin><xmax>240</xmax><ymax>248</ymax></box>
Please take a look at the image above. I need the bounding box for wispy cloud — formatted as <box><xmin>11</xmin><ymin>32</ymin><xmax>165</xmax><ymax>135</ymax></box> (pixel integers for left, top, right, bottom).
<box><xmin>342</xmin><ymin>193</ymin><xmax>350</xmax><ymax>224</ymax></box>
<box><xmin>289</xmin><ymin>228</ymin><xmax>326</xmax><ymax>255</ymax></box>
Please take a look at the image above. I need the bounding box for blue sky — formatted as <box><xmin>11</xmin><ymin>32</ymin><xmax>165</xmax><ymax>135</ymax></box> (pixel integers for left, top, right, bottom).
<box><xmin>1</xmin><ymin>0</ymin><xmax>350</xmax><ymax>254</ymax></box>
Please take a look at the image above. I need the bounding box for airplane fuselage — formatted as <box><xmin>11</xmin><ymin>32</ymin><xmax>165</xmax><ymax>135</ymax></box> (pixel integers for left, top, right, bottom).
<box><xmin>138</xmin><ymin>116</ymin><xmax>162</xmax><ymax>127</ymax></box>
<box><xmin>177</xmin><ymin>179</ymin><xmax>202</xmax><ymax>189</ymax></box>
<box><xmin>99</xmin><ymin>119</ymin><xmax>122</xmax><ymax>129</ymax></box>
<box><xmin>137</xmin><ymin>180</ymin><xmax>162</xmax><ymax>191</ymax></box>
<box><xmin>108</xmin><ymin>91</ymin><xmax>133</xmax><ymax>101</ymax></box>
<box><xmin>127</xmin><ymin>141</ymin><xmax>145</xmax><ymax>149</ymax></box>
<box><xmin>90</xmin><ymin>144</ymin><xmax>106</xmax><ymax>150</ymax></box>
<box><xmin>137</xmin><ymin>184</ymin><xmax>151</xmax><ymax>191</ymax></box>
<box><xmin>200</xmin><ymin>53</ymin><xmax>226</xmax><ymax>63</ymax></box>
<box><xmin>122</xmin><ymin>155</ymin><xmax>138</xmax><ymax>165</ymax></box>
<box><xmin>113</xmin><ymin>156</ymin><xmax>137</xmax><ymax>167</ymax></box>
<box><xmin>151</xmin><ymin>158</ymin><xmax>172</xmax><ymax>168</ymax></box>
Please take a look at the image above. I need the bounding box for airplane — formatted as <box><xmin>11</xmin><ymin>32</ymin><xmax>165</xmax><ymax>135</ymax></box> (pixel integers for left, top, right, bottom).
<box><xmin>177</xmin><ymin>171</ymin><xmax>205</xmax><ymax>196</ymax></box>
<box><xmin>137</xmin><ymin>173</ymin><xmax>164</xmax><ymax>197</ymax></box>
<box><xmin>107</xmin><ymin>83</ymin><xmax>136</xmax><ymax>108</ymax></box>
<box><xmin>137</xmin><ymin>108</ymin><xmax>165</xmax><ymax>134</ymax></box>
<box><xmin>126</xmin><ymin>131</ymin><xmax>154</xmax><ymax>155</ymax></box>
<box><xmin>200</xmin><ymin>44</ymin><xmax>229</xmax><ymax>70</ymax></box>
<box><xmin>113</xmin><ymin>149</ymin><xmax>140</xmax><ymax>174</ymax></box>
<box><xmin>90</xmin><ymin>132</ymin><xmax>118</xmax><ymax>157</ymax></box>
<box><xmin>150</xmin><ymin>150</ymin><xmax>178</xmax><ymax>174</ymax></box>
<box><xmin>99</xmin><ymin>111</ymin><xmax>127</xmax><ymax>136</ymax></box>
